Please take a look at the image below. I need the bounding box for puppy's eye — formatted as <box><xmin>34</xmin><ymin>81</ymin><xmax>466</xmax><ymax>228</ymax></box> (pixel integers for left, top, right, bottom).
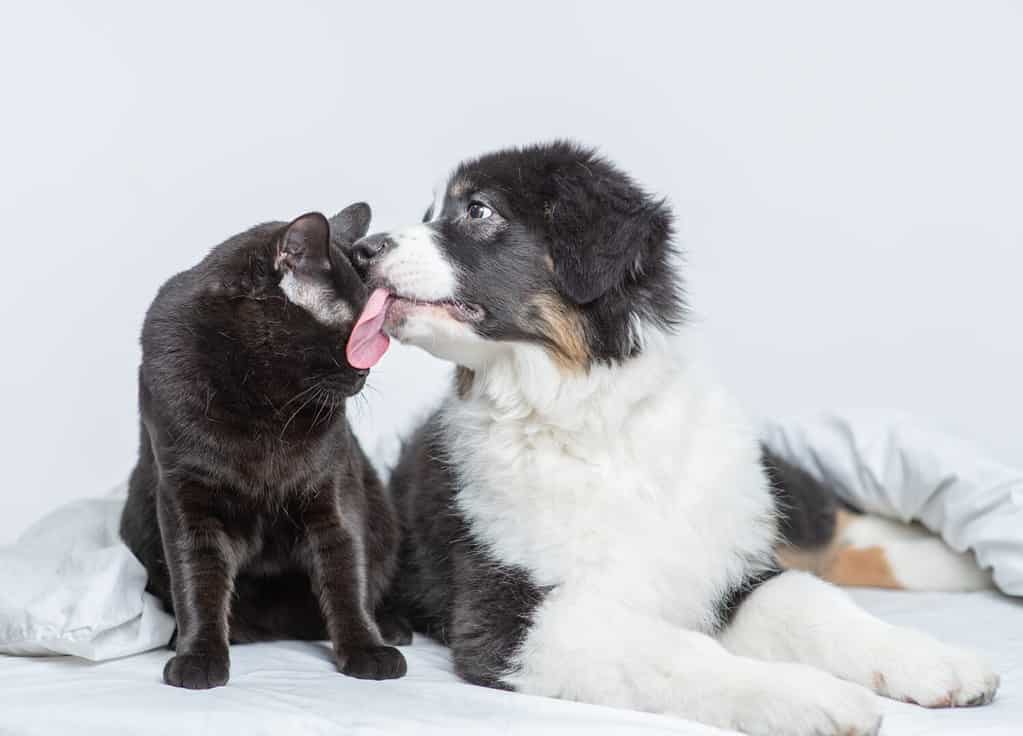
<box><xmin>467</xmin><ymin>201</ymin><xmax>493</xmax><ymax>220</ymax></box>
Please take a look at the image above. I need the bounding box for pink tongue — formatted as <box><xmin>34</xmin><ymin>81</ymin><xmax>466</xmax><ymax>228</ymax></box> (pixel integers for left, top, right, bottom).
<box><xmin>346</xmin><ymin>288</ymin><xmax>392</xmax><ymax>369</ymax></box>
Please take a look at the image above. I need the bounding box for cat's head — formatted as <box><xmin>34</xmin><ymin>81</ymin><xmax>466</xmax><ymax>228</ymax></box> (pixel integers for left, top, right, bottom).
<box><xmin>196</xmin><ymin>202</ymin><xmax>377</xmax><ymax>400</ymax></box>
<box><xmin>273</xmin><ymin>206</ymin><xmax>372</xmax><ymax>339</ymax></box>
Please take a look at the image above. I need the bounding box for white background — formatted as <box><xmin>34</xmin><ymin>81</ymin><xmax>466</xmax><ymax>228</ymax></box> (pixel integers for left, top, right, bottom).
<box><xmin>1</xmin><ymin>1</ymin><xmax>1020</xmax><ymax>543</ymax></box>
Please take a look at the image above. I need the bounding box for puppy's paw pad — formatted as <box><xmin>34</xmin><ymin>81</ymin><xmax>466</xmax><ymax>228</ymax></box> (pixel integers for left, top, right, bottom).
<box><xmin>163</xmin><ymin>652</ymin><xmax>230</xmax><ymax>689</ymax></box>
<box><xmin>340</xmin><ymin>645</ymin><xmax>407</xmax><ymax>680</ymax></box>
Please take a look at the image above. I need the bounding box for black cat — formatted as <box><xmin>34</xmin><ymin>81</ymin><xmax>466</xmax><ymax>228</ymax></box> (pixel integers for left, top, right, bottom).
<box><xmin>120</xmin><ymin>204</ymin><xmax>409</xmax><ymax>689</ymax></box>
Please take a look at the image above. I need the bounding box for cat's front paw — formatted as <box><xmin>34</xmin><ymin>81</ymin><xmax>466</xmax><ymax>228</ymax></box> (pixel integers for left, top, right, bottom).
<box><xmin>163</xmin><ymin>652</ymin><xmax>230</xmax><ymax>689</ymax></box>
<box><xmin>868</xmin><ymin>628</ymin><xmax>999</xmax><ymax>707</ymax></box>
<box><xmin>377</xmin><ymin>612</ymin><xmax>414</xmax><ymax>646</ymax></box>
<box><xmin>340</xmin><ymin>645</ymin><xmax>407</xmax><ymax>680</ymax></box>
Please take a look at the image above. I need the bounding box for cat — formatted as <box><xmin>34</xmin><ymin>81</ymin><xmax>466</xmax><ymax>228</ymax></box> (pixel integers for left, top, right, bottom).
<box><xmin>119</xmin><ymin>204</ymin><xmax>408</xmax><ymax>689</ymax></box>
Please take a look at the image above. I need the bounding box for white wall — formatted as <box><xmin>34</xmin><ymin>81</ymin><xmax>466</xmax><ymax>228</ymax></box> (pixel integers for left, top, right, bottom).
<box><xmin>1</xmin><ymin>1</ymin><xmax>1020</xmax><ymax>542</ymax></box>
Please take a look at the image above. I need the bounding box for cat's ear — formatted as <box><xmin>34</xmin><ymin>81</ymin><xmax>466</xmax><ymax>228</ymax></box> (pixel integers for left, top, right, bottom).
<box><xmin>275</xmin><ymin>212</ymin><xmax>331</xmax><ymax>273</ymax></box>
<box><xmin>329</xmin><ymin>202</ymin><xmax>372</xmax><ymax>247</ymax></box>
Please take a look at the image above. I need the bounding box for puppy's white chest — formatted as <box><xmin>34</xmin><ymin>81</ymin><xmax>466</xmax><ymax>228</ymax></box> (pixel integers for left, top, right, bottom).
<box><xmin>456</xmin><ymin>414</ymin><xmax>663</xmax><ymax>570</ymax></box>
<box><xmin>445</xmin><ymin>386</ymin><xmax>774</xmax><ymax>628</ymax></box>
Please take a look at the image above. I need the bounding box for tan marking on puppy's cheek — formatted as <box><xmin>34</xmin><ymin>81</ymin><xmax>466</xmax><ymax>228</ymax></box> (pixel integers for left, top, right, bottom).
<box><xmin>530</xmin><ymin>294</ymin><xmax>591</xmax><ymax>374</ymax></box>
<box><xmin>824</xmin><ymin>545</ymin><xmax>904</xmax><ymax>589</ymax></box>
<box><xmin>454</xmin><ymin>366</ymin><xmax>475</xmax><ymax>399</ymax></box>
<box><xmin>543</xmin><ymin>253</ymin><xmax>555</xmax><ymax>272</ymax></box>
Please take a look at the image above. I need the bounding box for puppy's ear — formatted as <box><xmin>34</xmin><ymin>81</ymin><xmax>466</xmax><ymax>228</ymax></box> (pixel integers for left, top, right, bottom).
<box><xmin>329</xmin><ymin>202</ymin><xmax>372</xmax><ymax>247</ymax></box>
<box><xmin>548</xmin><ymin>185</ymin><xmax>673</xmax><ymax>305</ymax></box>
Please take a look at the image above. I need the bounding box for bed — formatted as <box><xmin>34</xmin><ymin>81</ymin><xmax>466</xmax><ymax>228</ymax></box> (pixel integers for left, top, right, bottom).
<box><xmin>1</xmin><ymin>411</ymin><xmax>1020</xmax><ymax>734</ymax></box>
<box><xmin>0</xmin><ymin>589</ymin><xmax>1019</xmax><ymax>735</ymax></box>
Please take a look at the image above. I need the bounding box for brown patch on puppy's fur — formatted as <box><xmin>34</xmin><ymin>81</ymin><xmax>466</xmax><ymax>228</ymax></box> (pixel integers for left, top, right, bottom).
<box><xmin>530</xmin><ymin>294</ymin><xmax>590</xmax><ymax>373</ymax></box>
<box><xmin>776</xmin><ymin>546</ymin><xmax>829</xmax><ymax>576</ymax></box>
<box><xmin>827</xmin><ymin>546</ymin><xmax>902</xmax><ymax>589</ymax></box>
<box><xmin>776</xmin><ymin>507</ymin><xmax>853</xmax><ymax>575</ymax></box>
<box><xmin>777</xmin><ymin>508</ymin><xmax>905</xmax><ymax>589</ymax></box>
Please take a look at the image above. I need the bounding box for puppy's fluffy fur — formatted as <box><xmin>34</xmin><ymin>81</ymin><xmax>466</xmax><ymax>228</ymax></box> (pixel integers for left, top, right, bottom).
<box><xmin>357</xmin><ymin>142</ymin><xmax>999</xmax><ymax>736</ymax></box>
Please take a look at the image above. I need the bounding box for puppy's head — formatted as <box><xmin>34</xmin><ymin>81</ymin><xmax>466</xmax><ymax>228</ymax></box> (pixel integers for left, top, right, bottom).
<box><xmin>346</xmin><ymin>142</ymin><xmax>684</xmax><ymax>374</ymax></box>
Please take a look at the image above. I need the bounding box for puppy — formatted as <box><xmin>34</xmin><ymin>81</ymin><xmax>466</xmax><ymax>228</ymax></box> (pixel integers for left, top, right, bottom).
<box><xmin>347</xmin><ymin>142</ymin><xmax>999</xmax><ymax>735</ymax></box>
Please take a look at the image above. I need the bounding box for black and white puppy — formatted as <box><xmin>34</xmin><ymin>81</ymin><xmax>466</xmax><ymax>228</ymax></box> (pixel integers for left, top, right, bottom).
<box><xmin>347</xmin><ymin>142</ymin><xmax>999</xmax><ymax>736</ymax></box>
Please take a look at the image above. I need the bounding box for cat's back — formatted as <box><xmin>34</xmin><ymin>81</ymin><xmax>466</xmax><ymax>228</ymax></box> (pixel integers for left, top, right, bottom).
<box><xmin>142</xmin><ymin>266</ymin><xmax>198</xmax><ymax>349</ymax></box>
<box><xmin>120</xmin><ymin>267</ymin><xmax>205</xmax><ymax>584</ymax></box>
<box><xmin>135</xmin><ymin>262</ymin><xmax>212</xmax><ymax>433</ymax></box>
<box><xmin>141</xmin><ymin>225</ymin><xmax>273</xmax><ymax>369</ymax></box>
<box><xmin>137</xmin><ymin>224</ymin><xmax>279</xmax><ymax>415</ymax></box>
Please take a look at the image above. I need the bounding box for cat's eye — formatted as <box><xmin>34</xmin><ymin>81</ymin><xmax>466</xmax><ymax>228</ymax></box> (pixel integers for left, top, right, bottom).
<box><xmin>467</xmin><ymin>201</ymin><xmax>493</xmax><ymax>220</ymax></box>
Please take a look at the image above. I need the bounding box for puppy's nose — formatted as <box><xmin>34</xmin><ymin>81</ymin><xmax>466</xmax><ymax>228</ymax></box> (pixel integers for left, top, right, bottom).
<box><xmin>351</xmin><ymin>233</ymin><xmax>392</xmax><ymax>272</ymax></box>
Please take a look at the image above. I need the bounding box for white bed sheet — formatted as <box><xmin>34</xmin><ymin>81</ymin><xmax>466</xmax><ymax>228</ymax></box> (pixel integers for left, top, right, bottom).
<box><xmin>0</xmin><ymin>589</ymin><xmax>1019</xmax><ymax>736</ymax></box>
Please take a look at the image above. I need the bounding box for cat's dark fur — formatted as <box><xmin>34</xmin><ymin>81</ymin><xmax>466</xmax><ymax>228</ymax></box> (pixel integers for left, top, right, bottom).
<box><xmin>120</xmin><ymin>205</ymin><xmax>410</xmax><ymax>689</ymax></box>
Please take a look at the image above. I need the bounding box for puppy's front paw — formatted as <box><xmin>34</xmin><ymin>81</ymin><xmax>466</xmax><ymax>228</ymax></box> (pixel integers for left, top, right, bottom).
<box><xmin>727</xmin><ymin>663</ymin><xmax>883</xmax><ymax>736</ymax></box>
<box><xmin>868</xmin><ymin>629</ymin><xmax>999</xmax><ymax>707</ymax></box>
<box><xmin>163</xmin><ymin>652</ymin><xmax>230</xmax><ymax>689</ymax></box>
<box><xmin>340</xmin><ymin>645</ymin><xmax>407</xmax><ymax>680</ymax></box>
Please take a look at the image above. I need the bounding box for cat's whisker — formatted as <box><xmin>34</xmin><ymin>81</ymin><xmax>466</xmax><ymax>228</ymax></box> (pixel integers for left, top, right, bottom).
<box><xmin>280</xmin><ymin>381</ymin><xmax>323</xmax><ymax>411</ymax></box>
<box><xmin>323</xmin><ymin>395</ymin><xmax>339</xmax><ymax>427</ymax></box>
<box><xmin>351</xmin><ymin>391</ymin><xmax>371</xmax><ymax>418</ymax></box>
<box><xmin>279</xmin><ymin>384</ymin><xmax>322</xmax><ymax>438</ymax></box>
<box><xmin>309</xmin><ymin>389</ymin><xmax>333</xmax><ymax>431</ymax></box>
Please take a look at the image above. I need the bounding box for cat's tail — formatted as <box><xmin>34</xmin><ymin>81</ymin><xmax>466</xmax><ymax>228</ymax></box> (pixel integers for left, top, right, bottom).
<box><xmin>763</xmin><ymin>445</ymin><xmax>993</xmax><ymax>592</ymax></box>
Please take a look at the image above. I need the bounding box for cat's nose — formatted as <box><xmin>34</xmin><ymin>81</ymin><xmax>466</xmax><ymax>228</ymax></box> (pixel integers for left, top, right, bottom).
<box><xmin>351</xmin><ymin>233</ymin><xmax>393</xmax><ymax>273</ymax></box>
